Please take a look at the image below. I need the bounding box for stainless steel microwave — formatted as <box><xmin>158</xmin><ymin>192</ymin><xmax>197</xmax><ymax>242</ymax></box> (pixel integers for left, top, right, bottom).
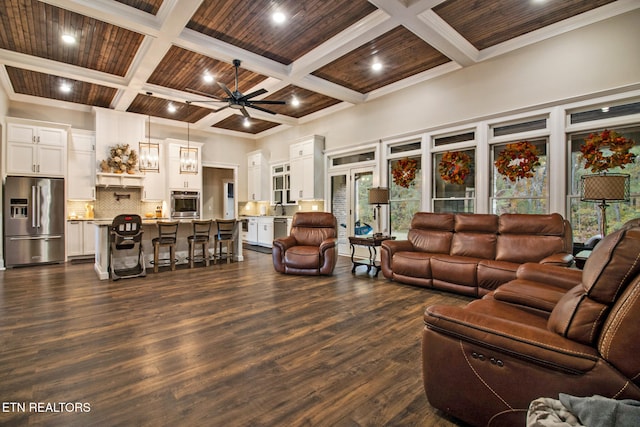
<box><xmin>170</xmin><ymin>191</ymin><xmax>200</xmax><ymax>219</ymax></box>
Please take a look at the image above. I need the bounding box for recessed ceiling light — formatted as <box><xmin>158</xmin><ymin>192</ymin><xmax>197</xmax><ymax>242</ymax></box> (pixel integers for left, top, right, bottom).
<box><xmin>372</xmin><ymin>61</ymin><xmax>383</xmax><ymax>71</ymax></box>
<box><xmin>291</xmin><ymin>96</ymin><xmax>300</xmax><ymax>107</ymax></box>
<box><xmin>61</xmin><ymin>34</ymin><xmax>76</xmax><ymax>44</ymax></box>
<box><xmin>601</xmin><ymin>106</ymin><xmax>610</xmax><ymax>113</ymax></box>
<box><xmin>59</xmin><ymin>82</ymin><xmax>72</xmax><ymax>93</ymax></box>
<box><xmin>167</xmin><ymin>103</ymin><xmax>177</xmax><ymax>113</ymax></box>
<box><xmin>203</xmin><ymin>73</ymin><xmax>214</xmax><ymax>83</ymax></box>
<box><xmin>272</xmin><ymin>11</ymin><xmax>286</xmax><ymax>24</ymax></box>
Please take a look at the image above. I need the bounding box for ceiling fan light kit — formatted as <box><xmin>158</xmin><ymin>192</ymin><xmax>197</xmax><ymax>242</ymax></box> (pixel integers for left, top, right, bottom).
<box><xmin>187</xmin><ymin>59</ymin><xmax>286</xmax><ymax>119</ymax></box>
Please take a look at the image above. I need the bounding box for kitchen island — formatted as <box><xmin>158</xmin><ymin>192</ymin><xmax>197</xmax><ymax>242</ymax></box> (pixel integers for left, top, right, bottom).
<box><xmin>93</xmin><ymin>218</ymin><xmax>243</xmax><ymax>280</ymax></box>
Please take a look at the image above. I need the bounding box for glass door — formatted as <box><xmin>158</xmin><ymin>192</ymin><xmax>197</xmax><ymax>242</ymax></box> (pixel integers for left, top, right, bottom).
<box><xmin>329</xmin><ymin>167</ymin><xmax>374</xmax><ymax>256</ymax></box>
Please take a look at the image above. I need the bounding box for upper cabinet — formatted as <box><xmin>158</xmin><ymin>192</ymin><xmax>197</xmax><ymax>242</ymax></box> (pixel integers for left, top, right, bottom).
<box><xmin>247</xmin><ymin>150</ymin><xmax>269</xmax><ymax>201</ymax></box>
<box><xmin>289</xmin><ymin>135</ymin><xmax>324</xmax><ymax>201</ymax></box>
<box><xmin>271</xmin><ymin>163</ymin><xmax>292</xmax><ymax>205</ymax></box>
<box><xmin>68</xmin><ymin>130</ymin><xmax>96</xmax><ymax>200</ymax></box>
<box><xmin>167</xmin><ymin>140</ymin><xmax>202</xmax><ymax>191</ymax></box>
<box><xmin>6</xmin><ymin>120</ymin><xmax>67</xmax><ymax>177</ymax></box>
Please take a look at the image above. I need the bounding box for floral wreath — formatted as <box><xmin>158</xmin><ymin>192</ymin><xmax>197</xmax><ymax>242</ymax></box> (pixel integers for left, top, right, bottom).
<box><xmin>392</xmin><ymin>157</ymin><xmax>418</xmax><ymax>188</ymax></box>
<box><xmin>494</xmin><ymin>141</ymin><xmax>541</xmax><ymax>182</ymax></box>
<box><xmin>105</xmin><ymin>144</ymin><xmax>138</xmax><ymax>173</ymax></box>
<box><xmin>438</xmin><ymin>151</ymin><xmax>472</xmax><ymax>185</ymax></box>
<box><xmin>579</xmin><ymin>129</ymin><xmax>635</xmax><ymax>173</ymax></box>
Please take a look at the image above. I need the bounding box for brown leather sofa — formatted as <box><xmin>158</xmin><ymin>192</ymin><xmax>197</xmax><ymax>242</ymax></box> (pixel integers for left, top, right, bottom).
<box><xmin>380</xmin><ymin>212</ymin><xmax>574</xmax><ymax>297</ymax></box>
<box><xmin>272</xmin><ymin>212</ymin><xmax>338</xmax><ymax>275</ymax></box>
<box><xmin>422</xmin><ymin>219</ymin><xmax>640</xmax><ymax>427</ymax></box>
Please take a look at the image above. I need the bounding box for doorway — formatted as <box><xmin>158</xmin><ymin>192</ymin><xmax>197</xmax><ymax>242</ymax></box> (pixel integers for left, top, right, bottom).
<box><xmin>202</xmin><ymin>166</ymin><xmax>236</xmax><ymax>220</ymax></box>
<box><xmin>329</xmin><ymin>167</ymin><xmax>375</xmax><ymax>256</ymax></box>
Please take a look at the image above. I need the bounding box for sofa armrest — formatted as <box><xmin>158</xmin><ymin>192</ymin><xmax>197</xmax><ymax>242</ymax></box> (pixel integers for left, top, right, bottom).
<box><xmin>424</xmin><ymin>301</ymin><xmax>599</xmax><ymax>373</ymax></box>
<box><xmin>517</xmin><ymin>263</ymin><xmax>582</xmax><ymax>290</ymax></box>
<box><xmin>273</xmin><ymin>235</ymin><xmax>297</xmax><ymax>252</ymax></box>
<box><xmin>380</xmin><ymin>239</ymin><xmax>415</xmax><ymax>279</ymax></box>
<box><xmin>540</xmin><ymin>252</ymin><xmax>574</xmax><ymax>267</ymax></box>
<box><xmin>319</xmin><ymin>237</ymin><xmax>337</xmax><ymax>253</ymax></box>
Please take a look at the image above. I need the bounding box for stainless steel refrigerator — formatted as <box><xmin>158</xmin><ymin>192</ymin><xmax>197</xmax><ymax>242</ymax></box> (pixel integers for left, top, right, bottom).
<box><xmin>4</xmin><ymin>176</ymin><xmax>65</xmax><ymax>267</ymax></box>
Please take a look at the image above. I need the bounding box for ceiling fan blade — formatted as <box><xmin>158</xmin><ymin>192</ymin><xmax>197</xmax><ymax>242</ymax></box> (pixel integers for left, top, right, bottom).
<box><xmin>240</xmin><ymin>107</ymin><xmax>251</xmax><ymax>118</ymax></box>
<box><xmin>185</xmin><ymin>87</ymin><xmax>223</xmax><ymax>101</ymax></box>
<box><xmin>249</xmin><ymin>100</ymin><xmax>286</xmax><ymax>105</ymax></box>
<box><xmin>214</xmin><ymin>105</ymin><xmax>229</xmax><ymax>113</ymax></box>
<box><xmin>240</xmin><ymin>88</ymin><xmax>267</xmax><ymax>101</ymax></box>
<box><xmin>248</xmin><ymin>104</ymin><xmax>277</xmax><ymax>115</ymax></box>
<box><xmin>217</xmin><ymin>81</ymin><xmax>235</xmax><ymax>99</ymax></box>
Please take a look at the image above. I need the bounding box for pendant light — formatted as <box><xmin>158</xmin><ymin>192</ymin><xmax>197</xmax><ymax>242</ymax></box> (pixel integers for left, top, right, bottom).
<box><xmin>180</xmin><ymin>101</ymin><xmax>197</xmax><ymax>174</ymax></box>
<box><xmin>139</xmin><ymin>92</ymin><xmax>159</xmax><ymax>172</ymax></box>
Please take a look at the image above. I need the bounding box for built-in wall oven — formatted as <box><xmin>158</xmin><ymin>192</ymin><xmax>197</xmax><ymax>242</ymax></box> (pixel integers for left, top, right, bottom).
<box><xmin>171</xmin><ymin>191</ymin><xmax>200</xmax><ymax>219</ymax></box>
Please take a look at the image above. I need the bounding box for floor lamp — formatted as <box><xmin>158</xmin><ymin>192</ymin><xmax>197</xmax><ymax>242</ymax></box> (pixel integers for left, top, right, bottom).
<box><xmin>368</xmin><ymin>187</ymin><xmax>389</xmax><ymax>237</ymax></box>
<box><xmin>580</xmin><ymin>173</ymin><xmax>630</xmax><ymax>237</ymax></box>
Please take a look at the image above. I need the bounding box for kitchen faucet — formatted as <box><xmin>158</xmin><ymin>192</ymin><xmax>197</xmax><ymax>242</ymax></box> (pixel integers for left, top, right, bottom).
<box><xmin>275</xmin><ymin>202</ymin><xmax>286</xmax><ymax>216</ymax></box>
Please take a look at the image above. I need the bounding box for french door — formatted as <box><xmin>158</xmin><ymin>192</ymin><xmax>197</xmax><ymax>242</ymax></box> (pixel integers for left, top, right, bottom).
<box><xmin>329</xmin><ymin>166</ymin><xmax>375</xmax><ymax>256</ymax></box>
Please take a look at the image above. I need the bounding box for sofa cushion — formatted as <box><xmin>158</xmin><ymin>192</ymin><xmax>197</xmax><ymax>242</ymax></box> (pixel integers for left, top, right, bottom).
<box><xmin>454</xmin><ymin>213</ymin><xmax>499</xmax><ymax>233</ymax></box>
<box><xmin>498</xmin><ymin>213</ymin><xmax>565</xmax><ymax>236</ymax></box>
<box><xmin>391</xmin><ymin>251</ymin><xmax>432</xmax><ymax>278</ymax></box>
<box><xmin>431</xmin><ymin>255</ymin><xmax>478</xmax><ymax>288</ymax></box>
<box><xmin>408</xmin><ymin>229</ymin><xmax>452</xmax><ymax>254</ymax></box>
<box><xmin>477</xmin><ymin>259</ymin><xmax>521</xmax><ymax>293</ymax></box>
<box><xmin>284</xmin><ymin>246</ymin><xmax>320</xmax><ymax>269</ymax></box>
<box><xmin>451</xmin><ymin>232</ymin><xmax>497</xmax><ymax>259</ymax></box>
<box><xmin>582</xmin><ymin>227</ymin><xmax>640</xmax><ymax>304</ymax></box>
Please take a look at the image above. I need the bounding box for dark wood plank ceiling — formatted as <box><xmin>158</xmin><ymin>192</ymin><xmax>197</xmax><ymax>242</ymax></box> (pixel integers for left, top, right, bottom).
<box><xmin>0</xmin><ymin>0</ymin><xmax>632</xmax><ymax>137</ymax></box>
<box><xmin>213</xmin><ymin>115</ymin><xmax>281</xmax><ymax>134</ymax></box>
<box><xmin>147</xmin><ymin>46</ymin><xmax>268</xmax><ymax>99</ymax></box>
<box><xmin>114</xmin><ymin>0</ymin><xmax>163</xmax><ymax>15</ymax></box>
<box><xmin>312</xmin><ymin>26</ymin><xmax>451</xmax><ymax>94</ymax></box>
<box><xmin>433</xmin><ymin>0</ymin><xmax>618</xmax><ymax>51</ymax></box>
<box><xmin>0</xmin><ymin>0</ymin><xmax>144</xmax><ymax>77</ymax></box>
<box><xmin>6</xmin><ymin>66</ymin><xmax>116</xmax><ymax>108</ymax></box>
<box><xmin>187</xmin><ymin>0</ymin><xmax>378</xmax><ymax>65</ymax></box>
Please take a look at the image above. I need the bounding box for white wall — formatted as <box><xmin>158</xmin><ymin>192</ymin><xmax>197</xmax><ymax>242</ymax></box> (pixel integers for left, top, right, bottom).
<box><xmin>258</xmin><ymin>9</ymin><xmax>640</xmax><ymax>155</ymax></box>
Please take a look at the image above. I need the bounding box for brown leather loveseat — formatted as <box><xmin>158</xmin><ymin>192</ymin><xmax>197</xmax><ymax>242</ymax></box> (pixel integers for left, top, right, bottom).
<box><xmin>272</xmin><ymin>212</ymin><xmax>338</xmax><ymax>275</ymax></box>
<box><xmin>422</xmin><ymin>219</ymin><xmax>640</xmax><ymax>427</ymax></box>
<box><xmin>380</xmin><ymin>212</ymin><xmax>573</xmax><ymax>297</ymax></box>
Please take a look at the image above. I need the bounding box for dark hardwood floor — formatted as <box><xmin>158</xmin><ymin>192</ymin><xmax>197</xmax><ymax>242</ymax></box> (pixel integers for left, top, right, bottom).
<box><xmin>0</xmin><ymin>250</ymin><xmax>471</xmax><ymax>426</ymax></box>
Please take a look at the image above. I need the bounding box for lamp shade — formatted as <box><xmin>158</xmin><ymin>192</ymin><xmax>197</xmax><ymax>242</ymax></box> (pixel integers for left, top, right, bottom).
<box><xmin>581</xmin><ymin>174</ymin><xmax>630</xmax><ymax>202</ymax></box>
<box><xmin>369</xmin><ymin>187</ymin><xmax>389</xmax><ymax>205</ymax></box>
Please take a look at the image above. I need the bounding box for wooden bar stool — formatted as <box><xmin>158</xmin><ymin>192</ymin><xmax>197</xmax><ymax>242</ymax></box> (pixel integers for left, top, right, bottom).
<box><xmin>152</xmin><ymin>221</ymin><xmax>179</xmax><ymax>272</ymax></box>
<box><xmin>188</xmin><ymin>219</ymin><xmax>212</xmax><ymax>268</ymax></box>
<box><xmin>214</xmin><ymin>219</ymin><xmax>236</xmax><ymax>264</ymax></box>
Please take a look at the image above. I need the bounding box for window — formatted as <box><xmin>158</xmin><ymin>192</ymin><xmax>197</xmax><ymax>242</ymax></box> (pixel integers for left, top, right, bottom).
<box><xmin>568</xmin><ymin>126</ymin><xmax>639</xmax><ymax>242</ymax></box>
<box><xmin>491</xmin><ymin>139</ymin><xmax>548</xmax><ymax>214</ymax></box>
<box><xmin>433</xmin><ymin>149</ymin><xmax>475</xmax><ymax>213</ymax></box>
<box><xmin>388</xmin><ymin>155</ymin><xmax>421</xmax><ymax>239</ymax></box>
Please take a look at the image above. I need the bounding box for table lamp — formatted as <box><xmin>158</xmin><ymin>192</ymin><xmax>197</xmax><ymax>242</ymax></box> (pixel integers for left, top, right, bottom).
<box><xmin>580</xmin><ymin>173</ymin><xmax>630</xmax><ymax>236</ymax></box>
<box><xmin>368</xmin><ymin>187</ymin><xmax>389</xmax><ymax>237</ymax></box>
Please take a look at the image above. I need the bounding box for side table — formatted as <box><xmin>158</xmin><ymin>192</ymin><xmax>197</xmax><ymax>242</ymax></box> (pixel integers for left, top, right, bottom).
<box><xmin>349</xmin><ymin>235</ymin><xmax>395</xmax><ymax>277</ymax></box>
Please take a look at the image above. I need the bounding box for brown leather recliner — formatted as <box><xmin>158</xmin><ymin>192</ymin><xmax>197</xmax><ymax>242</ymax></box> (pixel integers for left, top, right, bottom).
<box><xmin>272</xmin><ymin>212</ymin><xmax>338</xmax><ymax>275</ymax></box>
<box><xmin>422</xmin><ymin>219</ymin><xmax>640</xmax><ymax>427</ymax></box>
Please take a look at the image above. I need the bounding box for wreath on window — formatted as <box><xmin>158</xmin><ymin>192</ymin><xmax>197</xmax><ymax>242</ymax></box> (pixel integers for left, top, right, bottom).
<box><xmin>106</xmin><ymin>143</ymin><xmax>138</xmax><ymax>174</ymax></box>
<box><xmin>494</xmin><ymin>141</ymin><xmax>541</xmax><ymax>182</ymax></box>
<box><xmin>579</xmin><ymin>129</ymin><xmax>635</xmax><ymax>173</ymax></box>
<box><xmin>392</xmin><ymin>157</ymin><xmax>418</xmax><ymax>188</ymax></box>
<box><xmin>438</xmin><ymin>151</ymin><xmax>472</xmax><ymax>185</ymax></box>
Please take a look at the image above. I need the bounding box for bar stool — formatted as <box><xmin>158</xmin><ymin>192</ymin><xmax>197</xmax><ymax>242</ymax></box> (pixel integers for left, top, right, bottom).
<box><xmin>214</xmin><ymin>219</ymin><xmax>236</xmax><ymax>264</ymax></box>
<box><xmin>152</xmin><ymin>221</ymin><xmax>179</xmax><ymax>273</ymax></box>
<box><xmin>188</xmin><ymin>219</ymin><xmax>212</xmax><ymax>268</ymax></box>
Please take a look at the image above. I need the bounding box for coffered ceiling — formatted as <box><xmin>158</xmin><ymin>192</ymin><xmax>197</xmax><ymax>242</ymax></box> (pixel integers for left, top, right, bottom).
<box><xmin>0</xmin><ymin>0</ymin><xmax>636</xmax><ymax>137</ymax></box>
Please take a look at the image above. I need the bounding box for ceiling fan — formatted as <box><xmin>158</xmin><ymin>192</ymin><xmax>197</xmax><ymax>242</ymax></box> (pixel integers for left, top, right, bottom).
<box><xmin>187</xmin><ymin>59</ymin><xmax>286</xmax><ymax>118</ymax></box>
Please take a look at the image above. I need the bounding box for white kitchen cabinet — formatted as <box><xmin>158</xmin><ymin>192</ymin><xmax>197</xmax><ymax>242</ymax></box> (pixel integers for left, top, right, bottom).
<box><xmin>258</xmin><ymin>217</ymin><xmax>274</xmax><ymax>247</ymax></box>
<box><xmin>271</xmin><ymin>163</ymin><xmax>292</xmax><ymax>205</ymax></box>
<box><xmin>7</xmin><ymin>121</ymin><xmax>67</xmax><ymax>177</ymax></box>
<box><xmin>247</xmin><ymin>217</ymin><xmax>259</xmax><ymax>245</ymax></box>
<box><xmin>68</xmin><ymin>131</ymin><xmax>96</xmax><ymax>200</ymax></box>
<box><xmin>247</xmin><ymin>150</ymin><xmax>269</xmax><ymax>201</ymax></box>
<box><xmin>167</xmin><ymin>141</ymin><xmax>202</xmax><ymax>190</ymax></box>
<box><xmin>289</xmin><ymin>135</ymin><xmax>324</xmax><ymax>201</ymax></box>
<box><xmin>67</xmin><ymin>220</ymin><xmax>96</xmax><ymax>257</ymax></box>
